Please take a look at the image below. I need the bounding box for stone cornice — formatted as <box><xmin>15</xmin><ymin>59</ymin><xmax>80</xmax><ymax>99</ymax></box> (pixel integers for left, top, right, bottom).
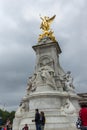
<box><xmin>32</xmin><ymin>42</ymin><xmax>62</xmax><ymax>54</ymax></box>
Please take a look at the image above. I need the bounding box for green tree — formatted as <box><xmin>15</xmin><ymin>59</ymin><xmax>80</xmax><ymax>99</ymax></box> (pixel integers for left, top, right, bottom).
<box><xmin>0</xmin><ymin>109</ymin><xmax>15</xmax><ymax>125</ymax></box>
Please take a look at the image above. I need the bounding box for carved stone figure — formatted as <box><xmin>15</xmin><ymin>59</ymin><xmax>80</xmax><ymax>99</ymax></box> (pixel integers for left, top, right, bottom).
<box><xmin>26</xmin><ymin>65</ymin><xmax>57</xmax><ymax>92</ymax></box>
<box><xmin>38</xmin><ymin>65</ymin><xmax>57</xmax><ymax>90</ymax></box>
<box><xmin>26</xmin><ymin>73</ymin><xmax>37</xmax><ymax>94</ymax></box>
<box><xmin>15</xmin><ymin>99</ymin><xmax>29</xmax><ymax>118</ymax></box>
<box><xmin>63</xmin><ymin>71</ymin><xmax>75</xmax><ymax>92</ymax></box>
<box><xmin>61</xmin><ymin>98</ymin><xmax>76</xmax><ymax>115</ymax></box>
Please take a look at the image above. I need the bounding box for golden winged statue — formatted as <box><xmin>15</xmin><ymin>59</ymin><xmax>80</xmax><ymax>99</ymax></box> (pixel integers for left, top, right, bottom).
<box><xmin>40</xmin><ymin>15</ymin><xmax>56</xmax><ymax>31</ymax></box>
<box><xmin>38</xmin><ymin>15</ymin><xmax>56</xmax><ymax>42</ymax></box>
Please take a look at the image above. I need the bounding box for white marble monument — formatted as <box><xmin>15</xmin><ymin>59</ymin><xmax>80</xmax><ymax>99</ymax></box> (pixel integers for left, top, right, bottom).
<box><xmin>13</xmin><ymin>15</ymin><xmax>80</xmax><ymax>130</ymax></box>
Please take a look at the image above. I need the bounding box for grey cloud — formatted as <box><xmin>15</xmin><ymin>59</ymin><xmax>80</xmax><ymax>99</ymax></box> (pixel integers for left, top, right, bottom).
<box><xmin>0</xmin><ymin>0</ymin><xmax>87</xmax><ymax>111</ymax></box>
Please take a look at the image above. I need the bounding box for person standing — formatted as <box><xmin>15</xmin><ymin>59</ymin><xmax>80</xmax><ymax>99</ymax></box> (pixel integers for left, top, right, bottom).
<box><xmin>22</xmin><ymin>124</ymin><xmax>29</xmax><ymax>130</ymax></box>
<box><xmin>32</xmin><ymin>109</ymin><xmax>40</xmax><ymax>130</ymax></box>
<box><xmin>79</xmin><ymin>104</ymin><xmax>87</xmax><ymax>130</ymax></box>
<box><xmin>40</xmin><ymin>111</ymin><xmax>45</xmax><ymax>130</ymax></box>
<box><xmin>5</xmin><ymin>118</ymin><xmax>10</xmax><ymax>130</ymax></box>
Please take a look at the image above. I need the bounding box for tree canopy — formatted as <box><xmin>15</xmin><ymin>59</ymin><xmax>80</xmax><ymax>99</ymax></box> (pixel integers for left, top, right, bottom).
<box><xmin>0</xmin><ymin>109</ymin><xmax>15</xmax><ymax>125</ymax></box>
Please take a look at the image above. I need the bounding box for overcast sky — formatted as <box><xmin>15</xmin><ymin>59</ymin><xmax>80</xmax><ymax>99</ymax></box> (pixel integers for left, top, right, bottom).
<box><xmin>0</xmin><ymin>0</ymin><xmax>87</xmax><ymax>111</ymax></box>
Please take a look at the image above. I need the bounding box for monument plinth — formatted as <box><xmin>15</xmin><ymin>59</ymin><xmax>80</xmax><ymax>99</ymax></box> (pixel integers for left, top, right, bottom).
<box><xmin>13</xmin><ymin>15</ymin><xmax>80</xmax><ymax>130</ymax></box>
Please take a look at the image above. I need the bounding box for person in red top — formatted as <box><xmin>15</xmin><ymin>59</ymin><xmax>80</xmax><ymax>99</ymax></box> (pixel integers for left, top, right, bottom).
<box><xmin>22</xmin><ymin>124</ymin><xmax>29</xmax><ymax>130</ymax></box>
<box><xmin>79</xmin><ymin>104</ymin><xmax>87</xmax><ymax>130</ymax></box>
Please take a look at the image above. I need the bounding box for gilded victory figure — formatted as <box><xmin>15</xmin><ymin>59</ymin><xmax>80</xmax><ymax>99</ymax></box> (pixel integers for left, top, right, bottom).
<box><xmin>38</xmin><ymin>15</ymin><xmax>56</xmax><ymax>42</ymax></box>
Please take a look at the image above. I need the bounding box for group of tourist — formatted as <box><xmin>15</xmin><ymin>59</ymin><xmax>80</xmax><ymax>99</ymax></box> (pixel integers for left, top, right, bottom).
<box><xmin>34</xmin><ymin>109</ymin><xmax>45</xmax><ymax>130</ymax></box>
<box><xmin>22</xmin><ymin>109</ymin><xmax>45</xmax><ymax>130</ymax></box>
<box><xmin>1</xmin><ymin>104</ymin><xmax>87</xmax><ymax>130</ymax></box>
<box><xmin>0</xmin><ymin>118</ymin><xmax>12</xmax><ymax>130</ymax></box>
<box><xmin>22</xmin><ymin>105</ymin><xmax>87</xmax><ymax>130</ymax></box>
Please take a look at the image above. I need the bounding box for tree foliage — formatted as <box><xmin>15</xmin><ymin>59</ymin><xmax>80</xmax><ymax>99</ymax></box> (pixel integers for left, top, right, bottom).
<box><xmin>0</xmin><ymin>109</ymin><xmax>15</xmax><ymax>125</ymax></box>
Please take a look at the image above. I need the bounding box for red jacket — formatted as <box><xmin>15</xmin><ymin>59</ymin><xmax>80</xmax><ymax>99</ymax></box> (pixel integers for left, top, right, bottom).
<box><xmin>79</xmin><ymin>107</ymin><xmax>87</xmax><ymax>126</ymax></box>
<box><xmin>23</xmin><ymin>125</ymin><xmax>29</xmax><ymax>130</ymax></box>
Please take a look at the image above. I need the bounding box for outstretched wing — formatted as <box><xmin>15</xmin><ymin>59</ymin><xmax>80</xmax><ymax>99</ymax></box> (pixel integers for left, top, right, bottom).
<box><xmin>48</xmin><ymin>15</ymin><xmax>56</xmax><ymax>24</ymax></box>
